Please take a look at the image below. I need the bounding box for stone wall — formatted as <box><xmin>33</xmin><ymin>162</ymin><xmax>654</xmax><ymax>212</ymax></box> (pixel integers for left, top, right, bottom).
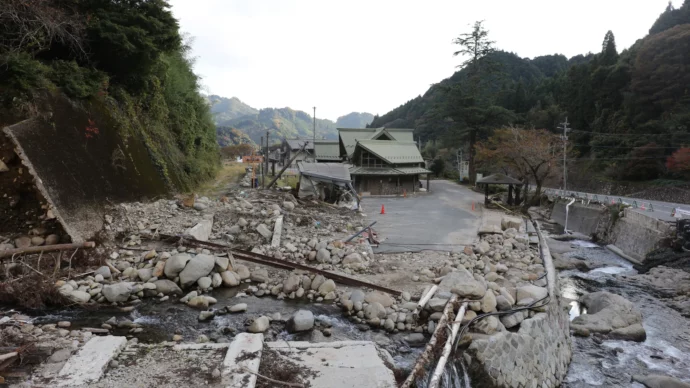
<box><xmin>609</xmin><ymin>208</ymin><xmax>673</xmax><ymax>262</ymax></box>
<box><xmin>465</xmin><ymin>223</ymin><xmax>572</xmax><ymax>388</ymax></box>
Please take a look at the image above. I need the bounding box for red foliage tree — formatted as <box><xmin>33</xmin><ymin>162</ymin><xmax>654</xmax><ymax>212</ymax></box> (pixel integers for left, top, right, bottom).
<box><xmin>666</xmin><ymin>147</ymin><xmax>690</xmax><ymax>177</ymax></box>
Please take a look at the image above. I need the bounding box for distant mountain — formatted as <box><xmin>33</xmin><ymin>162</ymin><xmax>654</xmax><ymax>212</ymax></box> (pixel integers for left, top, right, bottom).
<box><xmin>216</xmin><ymin>126</ymin><xmax>254</xmax><ymax>147</ymax></box>
<box><xmin>207</xmin><ymin>95</ymin><xmax>258</xmax><ymax>122</ymax></box>
<box><xmin>219</xmin><ymin>108</ymin><xmax>338</xmax><ymax>144</ymax></box>
<box><xmin>207</xmin><ymin>95</ymin><xmax>373</xmax><ymax>145</ymax></box>
<box><xmin>335</xmin><ymin>112</ymin><xmax>375</xmax><ymax>128</ymax></box>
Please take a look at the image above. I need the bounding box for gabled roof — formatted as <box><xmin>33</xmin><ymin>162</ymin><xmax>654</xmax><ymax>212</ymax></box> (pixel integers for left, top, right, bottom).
<box><xmin>313</xmin><ymin>140</ymin><xmax>340</xmax><ymax>161</ymax></box>
<box><xmin>349</xmin><ymin>166</ymin><xmax>431</xmax><ymax>176</ymax></box>
<box><xmin>476</xmin><ymin>173</ymin><xmax>523</xmax><ymax>185</ymax></box>
<box><xmin>337</xmin><ymin>127</ymin><xmax>415</xmax><ymax>157</ymax></box>
<box><xmin>298</xmin><ymin>162</ymin><xmax>351</xmax><ymax>182</ymax></box>
<box><xmin>355</xmin><ymin>140</ymin><xmax>425</xmax><ymax>164</ymax></box>
<box><xmin>285</xmin><ymin>138</ymin><xmax>314</xmax><ymax>151</ymax></box>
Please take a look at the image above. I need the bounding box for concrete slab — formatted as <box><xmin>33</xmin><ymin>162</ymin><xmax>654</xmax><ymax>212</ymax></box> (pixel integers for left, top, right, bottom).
<box><xmin>222</xmin><ymin>332</ymin><xmax>264</xmax><ymax>388</ymax></box>
<box><xmin>56</xmin><ymin>336</ymin><xmax>127</xmax><ymax>387</ymax></box>
<box><xmin>271</xmin><ymin>215</ymin><xmax>284</xmax><ymax>248</ymax></box>
<box><xmin>265</xmin><ymin>340</ymin><xmax>396</xmax><ymax>388</ymax></box>
<box><xmin>186</xmin><ymin>217</ymin><xmax>213</xmax><ymax>241</ymax></box>
<box><xmin>478</xmin><ymin>209</ymin><xmax>504</xmax><ymax>235</ymax></box>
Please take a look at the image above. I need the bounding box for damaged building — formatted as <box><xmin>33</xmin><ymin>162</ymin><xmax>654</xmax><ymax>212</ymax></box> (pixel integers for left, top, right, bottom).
<box><xmin>337</xmin><ymin>128</ymin><xmax>430</xmax><ymax>196</ymax></box>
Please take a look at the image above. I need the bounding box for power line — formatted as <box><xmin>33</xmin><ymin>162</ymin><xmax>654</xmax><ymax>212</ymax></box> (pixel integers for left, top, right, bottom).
<box><xmin>574</xmin><ymin>144</ymin><xmax>686</xmax><ymax>149</ymax></box>
<box><xmin>571</xmin><ymin>130</ymin><xmax>690</xmax><ymax>137</ymax></box>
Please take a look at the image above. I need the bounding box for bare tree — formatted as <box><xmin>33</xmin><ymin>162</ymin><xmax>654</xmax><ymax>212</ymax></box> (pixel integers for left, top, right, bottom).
<box><xmin>0</xmin><ymin>0</ymin><xmax>85</xmax><ymax>60</ymax></box>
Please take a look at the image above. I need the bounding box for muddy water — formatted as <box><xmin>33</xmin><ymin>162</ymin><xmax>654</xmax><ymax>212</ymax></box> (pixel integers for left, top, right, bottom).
<box><xmin>560</xmin><ymin>241</ymin><xmax>690</xmax><ymax>387</ymax></box>
<box><xmin>28</xmin><ymin>284</ymin><xmax>422</xmax><ymax>370</ymax></box>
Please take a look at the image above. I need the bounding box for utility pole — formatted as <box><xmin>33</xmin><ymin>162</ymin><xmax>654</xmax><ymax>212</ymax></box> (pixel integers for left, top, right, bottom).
<box><xmin>265</xmin><ymin>130</ymin><xmax>270</xmax><ymax>181</ymax></box>
<box><xmin>558</xmin><ymin>117</ymin><xmax>571</xmax><ymax>195</ymax></box>
<box><xmin>313</xmin><ymin>107</ymin><xmax>316</xmax><ymax>162</ymax></box>
<box><xmin>260</xmin><ymin>136</ymin><xmax>264</xmax><ymax>188</ymax></box>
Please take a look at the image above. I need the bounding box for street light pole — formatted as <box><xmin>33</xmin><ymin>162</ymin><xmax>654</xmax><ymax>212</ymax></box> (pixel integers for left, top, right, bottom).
<box><xmin>313</xmin><ymin>106</ymin><xmax>316</xmax><ymax>162</ymax></box>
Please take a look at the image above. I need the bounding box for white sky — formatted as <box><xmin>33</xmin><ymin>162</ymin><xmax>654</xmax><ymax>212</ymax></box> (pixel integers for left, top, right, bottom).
<box><xmin>168</xmin><ymin>0</ymin><xmax>680</xmax><ymax>121</ymax></box>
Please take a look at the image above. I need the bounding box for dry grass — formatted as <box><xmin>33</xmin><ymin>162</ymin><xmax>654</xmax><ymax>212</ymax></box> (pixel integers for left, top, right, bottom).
<box><xmin>0</xmin><ymin>273</ymin><xmax>71</xmax><ymax>309</ymax></box>
<box><xmin>195</xmin><ymin>161</ymin><xmax>247</xmax><ymax>196</ymax></box>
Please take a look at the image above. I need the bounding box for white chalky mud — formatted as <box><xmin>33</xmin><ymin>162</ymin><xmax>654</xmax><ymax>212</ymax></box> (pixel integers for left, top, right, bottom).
<box><xmin>559</xmin><ymin>240</ymin><xmax>690</xmax><ymax>387</ymax></box>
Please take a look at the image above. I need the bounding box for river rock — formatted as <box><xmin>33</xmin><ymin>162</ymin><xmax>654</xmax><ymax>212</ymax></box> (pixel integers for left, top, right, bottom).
<box><xmin>405</xmin><ymin>333</ymin><xmax>426</xmax><ymax>347</ymax></box>
<box><xmin>500</xmin><ymin>310</ymin><xmax>527</xmax><ymax>329</ymax></box>
<box><xmin>516</xmin><ymin>285</ymin><xmax>548</xmax><ymax>303</ymax></box>
<box><xmin>442</xmin><ymin>267</ymin><xmax>486</xmax><ymax>298</ymax></box>
<box><xmin>349</xmin><ymin>289</ymin><xmax>366</xmax><ymax>303</ymax></box>
<box><xmin>153</xmin><ymin>260</ymin><xmax>166</xmax><ymax>278</ymax></box>
<box><xmin>316</xmin><ymin>248</ymin><xmax>331</xmax><ymax>263</ymax></box>
<box><xmin>632</xmin><ymin>374</ymin><xmax>690</xmax><ymax>388</ymax></box>
<box><xmin>283</xmin><ymin>201</ymin><xmax>295</xmax><ymax>211</ymax></box>
<box><xmin>14</xmin><ymin>236</ymin><xmax>31</xmax><ymax>249</ymax></box>
<box><xmin>428</xmin><ymin>298</ymin><xmax>448</xmax><ymax>312</ymax></box>
<box><xmin>364</xmin><ymin>291</ymin><xmax>395</xmax><ymax>307</ymax></box>
<box><xmin>472</xmin><ymin>315</ymin><xmax>501</xmax><ymax>334</ymax></box>
<box><xmin>179</xmin><ymin>254</ymin><xmax>215</xmax><ymax>287</ymax></box>
<box><xmin>235</xmin><ymin>265</ymin><xmax>251</xmax><ymax>280</ymax></box>
<box><xmin>609</xmin><ymin>323</ymin><xmax>646</xmax><ymax>342</ymax></box>
<box><xmin>228</xmin><ymin>303</ymin><xmax>247</xmax><ymax>313</ymax></box>
<box><xmin>250</xmin><ymin>268</ymin><xmax>269</xmax><ymax>283</ymax></box>
<box><xmin>214</xmin><ymin>256</ymin><xmax>230</xmax><ymax>272</ymax></box>
<box><xmin>102</xmin><ymin>282</ymin><xmax>133</xmax><ymax>302</ymax></box>
<box><xmin>94</xmin><ymin>266</ymin><xmax>112</xmax><ymax>279</ymax></box>
<box><xmin>311</xmin><ymin>275</ymin><xmax>325</xmax><ymax>291</ymax></box>
<box><xmin>481</xmin><ymin>290</ymin><xmax>497</xmax><ymax>313</ymax></box>
<box><xmin>364</xmin><ymin>302</ymin><xmax>387</xmax><ymax>320</ymax></box>
<box><xmin>571</xmin><ymin>291</ymin><xmax>643</xmax><ymax>334</ymax></box>
<box><xmin>221</xmin><ymin>271</ymin><xmax>241</xmax><ymax>287</ymax></box>
<box><xmin>208</xmin><ymin>273</ymin><xmax>220</xmax><ymax>288</ymax></box>
<box><xmin>164</xmin><ymin>253</ymin><xmax>191</xmax><ymax>278</ymax></box>
<box><xmin>384</xmin><ymin>318</ymin><xmax>395</xmax><ymax>331</ymax></box>
<box><xmin>283</xmin><ymin>274</ymin><xmax>301</xmax><ymax>293</ymax></box>
<box><xmin>501</xmin><ymin>216</ymin><xmax>522</xmax><ymax>231</ymax></box>
<box><xmin>496</xmin><ymin>295</ymin><xmax>512</xmax><ymax>311</ymax></box>
<box><xmin>198</xmin><ymin>311</ymin><xmax>215</xmax><ymax>321</ymax></box>
<box><xmin>69</xmin><ymin>291</ymin><xmax>91</xmax><ymax>304</ymax></box>
<box><xmin>248</xmin><ymin>316</ymin><xmax>270</xmax><ymax>333</ymax></box>
<box><xmin>197</xmin><ymin>277</ymin><xmax>212</xmax><ymax>290</ymax></box>
<box><xmin>153</xmin><ymin>279</ymin><xmax>182</xmax><ymax>295</ymax></box>
<box><xmin>318</xmin><ymin>280</ymin><xmax>336</xmax><ymax>296</ymax></box>
<box><xmin>287</xmin><ymin>310</ymin><xmax>314</xmax><ymax>333</ymax></box>
<box><xmin>137</xmin><ymin>268</ymin><xmax>153</xmax><ymax>282</ymax></box>
<box><xmin>342</xmin><ymin>253</ymin><xmax>365</xmax><ymax>267</ymax></box>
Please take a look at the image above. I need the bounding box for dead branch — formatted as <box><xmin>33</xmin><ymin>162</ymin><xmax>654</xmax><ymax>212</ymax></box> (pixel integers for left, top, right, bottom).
<box><xmin>0</xmin><ymin>242</ymin><xmax>95</xmax><ymax>260</ymax></box>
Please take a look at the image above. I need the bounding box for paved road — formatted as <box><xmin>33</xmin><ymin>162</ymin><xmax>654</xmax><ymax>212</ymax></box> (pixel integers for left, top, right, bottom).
<box><xmin>362</xmin><ymin>180</ymin><xmax>485</xmax><ymax>253</ymax></box>
<box><xmin>543</xmin><ymin>187</ymin><xmax>687</xmax><ymax>222</ymax></box>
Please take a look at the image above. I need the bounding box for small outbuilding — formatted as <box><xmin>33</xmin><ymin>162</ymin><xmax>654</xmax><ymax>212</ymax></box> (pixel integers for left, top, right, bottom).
<box><xmin>476</xmin><ymin>173</ymin><xmax>523</xmax><ymax>205</ymax></box>
<box><xmin>297</xmin><ymin>162</ymin><xmax>358</xmax><ymax>205</ymax></box>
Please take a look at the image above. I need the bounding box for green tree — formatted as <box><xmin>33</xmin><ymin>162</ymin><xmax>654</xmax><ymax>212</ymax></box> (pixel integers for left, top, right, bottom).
<box><xmin>430</xmin><ymin>158</ymin><xmax>445</xmax><ymax>177</ymax></box>
<box><xmin>601</xmin><ymin>31</ymin><xmax>619</xmax><ymax>65</ymax></box>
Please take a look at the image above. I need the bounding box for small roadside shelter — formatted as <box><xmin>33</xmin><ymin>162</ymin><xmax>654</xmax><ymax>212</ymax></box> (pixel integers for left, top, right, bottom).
<box><xmin>476</xmin><ymin>173</ymin><xmax>523</xmax><ymax>205</ymax></box>
<box><xmin>297</xmin><ymin>162</ymin><xmax>358</xmax><ymax>206</ymax></box>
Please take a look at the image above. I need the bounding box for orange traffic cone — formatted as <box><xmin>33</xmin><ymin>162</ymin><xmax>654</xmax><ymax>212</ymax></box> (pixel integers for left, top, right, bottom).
<box><xmin>641</xmin><ymin>203</ymin><xmax>646</xmax><ymax>210</ymax></box>
<box><xmin>403</xmin><ymin>189</ymin><xmax>407</xmax><ymax>198</ymax></box>
<box><xmin>380</xmin><ymin>205</ymin><xmax>385</xmax><ymax>215</ymax></box>
<box><xmin>472</xmin><ymin>202</ymin><xmax>475</xmax><ymax>211</ymax></box>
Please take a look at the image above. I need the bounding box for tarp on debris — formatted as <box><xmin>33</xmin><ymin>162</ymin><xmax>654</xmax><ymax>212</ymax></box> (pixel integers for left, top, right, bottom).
<box><xmin>297</xmin><ymin>162</ymin><xmax>357</xmax><ymax>204</ymax></box>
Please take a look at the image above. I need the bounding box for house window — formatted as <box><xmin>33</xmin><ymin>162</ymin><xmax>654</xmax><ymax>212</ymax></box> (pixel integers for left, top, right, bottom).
<box><xmin>361</xmin><ymin>151</ymin><xmax>385</xmax><ymax>168</ymax></box>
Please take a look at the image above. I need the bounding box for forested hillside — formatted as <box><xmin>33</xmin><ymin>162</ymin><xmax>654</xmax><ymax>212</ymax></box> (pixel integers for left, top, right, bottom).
<box><xmin>335</xmin><ymin>112</ymin><xmax>374</xmax><ymax>128</ymax></box>
<box><xmin>371</xmin><ymin>1</ymin><xmax>690</xmax><ymax>183</ymax></box>
<box><xmin>208</xmin><ymin>95</ymin><xmax>374</xmax><ymax>144</ymax></box>
<box><xmin>0</xmin><ymin>0</ymin><xmax>219</xmax><ymax>191</ymax></box>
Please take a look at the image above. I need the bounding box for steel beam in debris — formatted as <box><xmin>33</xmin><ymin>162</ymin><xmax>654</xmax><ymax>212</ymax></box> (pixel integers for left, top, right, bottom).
<box><xmin>158</xmin><ymin>233</ymin><xmax>401</xmax><ymax>296</ymax></box>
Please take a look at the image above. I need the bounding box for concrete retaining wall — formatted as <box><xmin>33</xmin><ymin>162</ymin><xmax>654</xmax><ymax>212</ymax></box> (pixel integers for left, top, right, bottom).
<box><xmin>609</xmin><ymin>208</ymin><xmax>672</xmax><ymax>262</ymax></box>
<box><xmin>551</xmin><ymin>201</ymin><xmax>606</xmax><ymax>236</ymax></box>
<box><xmin>465</xmin><ymin>223</ymin><xmax>572</xmax><ymax>388</ymax></box>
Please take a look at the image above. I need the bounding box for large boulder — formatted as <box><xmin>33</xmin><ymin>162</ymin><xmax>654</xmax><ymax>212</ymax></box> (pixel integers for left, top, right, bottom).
<box><xmin>235</xmin><ymin>265</ymin><xmax>251</xmax><ymax>280</ymax></box>
<box><xmin>154</xmin><ymin>279</ymin><xmax>182</xmax><ymax>295</ymax></box>
<box><xmin>102</xmin><ymin>282</ymin><xmax>134</xmax><ymax>303</ymax></box>
<box><xmin>441</xmin><ymin>267</ymin><xmax>486</xmax><ymax>298</ymax></box>
<box><xmin>501</xmin><ymin>216</ymin><xmax>522</xmax><ymax>231</ymax></box>
<box><xmin>364</xmin><ymin>302</ymin><xmax>387</xmax><ymax>320</ymax></box>
<box><xmin>283</xmin><ymin>274</ymin><xmax>301</xmax><ymax>293</ymax></box>
<box><xmin>164</xmin><ymin>253</ymin><xmax>192</xmax><ymax>278</ymax></box>
<box><xmin>214</xmin><ymin>256</ymin><xmax>230</xmax><ymax>272</ymax></box>
<box><xmin>179</xmin><ymin>254</ymin><xmax>215</xmax><ymax>287</ymax></box>
<box><xmin>364</xmin><ymin>291</ymin><xmax>395</xmax><ymax>308</ymax></box>
<box><xmin>342</xmin><ymin>253</ymin><xmax>365</xmax><ymax>268</ymax></box>
<box><xmin>317</xmin><ymin>279</ymin><xmax>336</xmax><ymax>296</ymax></box>
<box><xmin>250</xmin><ymin>268</ymin><xmax>269</xmax><ymax>283</ymax></box>
<box><xmin>571</xmin><ymin>291</ymin><xmax>643</xmax><ymax>336</ymax></box>
<box><xmin>516</xmin><ymin>285</ymin><xmax>548</xmax><ymax>303</ymax></box>
<box><xmin>609</xmin><ymin>323</ymin><xmax>646</xmax><ymax>342</ymax></box>
<box><xmin>287</xmin><ymin>310</ymin><xmax>314</xmax><ymax>333</ymax></box>
<box><xmin>632</xmin><ymin>375</ymin><xmax>690</xmax><ymax>388</ymax></box>
<box><xmin>94</xmin><ymin>266</ymin><xmax>112</xmax><ymax>279</ymax></box>
<box><xmin>481</xmin><ymin>290</ymin><xmax>497</xmax><ymax>313</ymax></box>
<box><xmin>137</xmin><ymin>268</ymin><xmax>153</xmax><ymax>282</ymax></box>
<box><xmin>316</xmin><ymin>248</ymin><xmax>331</xmax><ymax>263</ymax></box>
<box><xmin>68</xmin><ymin>290</ymin><xmax>91</xmax><ymax>304</ymax></box>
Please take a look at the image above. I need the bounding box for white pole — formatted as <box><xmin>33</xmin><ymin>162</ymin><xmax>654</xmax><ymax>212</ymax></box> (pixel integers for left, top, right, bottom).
<box><xmin>428</xmin><ymin>302</ymin><xmax>469</xmax><ymax>388</ymax></box>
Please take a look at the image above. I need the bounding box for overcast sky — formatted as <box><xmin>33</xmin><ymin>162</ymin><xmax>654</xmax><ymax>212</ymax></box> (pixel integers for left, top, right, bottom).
<box><xmin>168</xmin><ymin>0</ymin><xmax>679</xmax><ymax>121</ymax></box>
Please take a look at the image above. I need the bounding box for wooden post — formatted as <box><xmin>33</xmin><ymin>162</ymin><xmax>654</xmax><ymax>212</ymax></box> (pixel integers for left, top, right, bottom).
<box><xmin>271</xmin><ymin>161</ymin><xmax>276</xmax><ymax>176</ymax></box>
<box><xmin>426</xmin><ymin>175</ymin><xmax>430</xmax><ymax>192</ymax></box>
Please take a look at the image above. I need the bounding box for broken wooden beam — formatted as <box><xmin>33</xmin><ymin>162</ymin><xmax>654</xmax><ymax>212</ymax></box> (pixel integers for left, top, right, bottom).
<box><xmin>0</xmin><ymin>242</ymin><xmax>96</xmax><ymax>259</ymax></box>
<box><xmin>428</xmin><ymin>301</ymin><xmax>468</xmax><ymax>388</ymax></box>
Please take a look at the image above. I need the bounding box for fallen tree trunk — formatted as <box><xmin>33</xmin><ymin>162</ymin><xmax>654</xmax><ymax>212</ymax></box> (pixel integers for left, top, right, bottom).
<box><xmin>0</xmin><ymin>242</ymin><xmax>96</xmax><ymax>260</ymax></box>
<box><xmin>428</xmin><ymin>302</ymin><xmax>468</xmax><ymax>388</ymax></box>
<box><xmin>401</xmin><ymin>295</ymin><xmax>459</xmax><ymax>388</ymax></box>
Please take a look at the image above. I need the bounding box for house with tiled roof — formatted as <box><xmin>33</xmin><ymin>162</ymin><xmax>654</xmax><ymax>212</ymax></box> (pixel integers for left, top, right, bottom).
<box><xmin>337</xmin><ymin>128</ymin><xmax>431</xmax><ymax>195</ymax></box>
